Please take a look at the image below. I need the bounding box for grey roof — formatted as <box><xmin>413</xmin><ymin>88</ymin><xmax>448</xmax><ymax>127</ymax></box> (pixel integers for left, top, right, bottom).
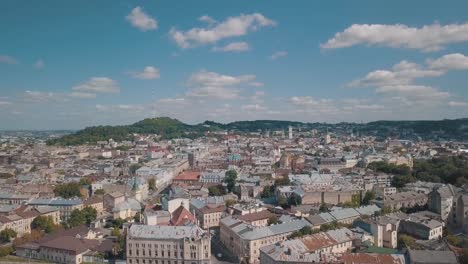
<box><xmin>329</xmin><ymin>208</ymin><xmax>359</xmax><ymax>220</ymax></box>
<box><xmin>221</xmin><ymin>215</ymin><xmax>310</xmax><ymax>241</ymax></box>
<box><xmin>355</xmin><ymin>204</ymin><xmax>380</xmax><ymax>216</ymax></box>
<box><xmin>408</xmin><ymin>249</ymin><xmax>458</xmax><ymax>264</ymax></box>
<box><xmin>128</xmin><ymin>224</ymin><xmax>206</xmax><ymax>240</ymax></box>
<box><xmin>28</xmin><ymin>197</ymin><xmax>82</xmax><ymax>206</ymax></box>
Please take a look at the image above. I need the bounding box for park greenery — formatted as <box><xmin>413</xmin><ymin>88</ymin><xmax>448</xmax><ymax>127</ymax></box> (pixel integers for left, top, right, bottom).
<box><xmin>368</xmin><ymin>155</ymin><xmax>468</xmax><ymax>188</ymax></box>
<box><xmin>224</xmin><ymin>170</ymin><xmax>238</xmax><ymax>193</ymax></box>
<box><xmin>53</xmin><ymin>182</ymin><xmax>83</xmax><ymax>198</ymax></box>
<box><xmin>65</xmin><ymin>206</ymin><xmax>97</xmax><ymax>228</ymax></box>
<box><xmin>31</xmin><ymin>216</ymin><xmax>58</xmax><ymax>233</ymax></box>
<box><xmin>0</xmin><ymin>228</ymin><xmax>17</xmax><ymax>243</ymax></box>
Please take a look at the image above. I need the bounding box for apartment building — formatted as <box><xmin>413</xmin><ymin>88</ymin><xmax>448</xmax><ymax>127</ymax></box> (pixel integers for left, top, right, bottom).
<box><xmin>220</xmin><ymin>216</ymin><xmax>311</xmax><ymax>263</ymax></box>
<box><xmin>27</xmin><ymin>197</ymin><xmax>83</xmax><ymax>221</ymax></box>
<box><xmin>126</xmin><ymin>224</ymin><xmax>211</xmax><ymax>264</ymax></box>
<box><xmin>190</xmin><ymin>197</ymin><xmax>226</xmax><ymax>229</ymax></box>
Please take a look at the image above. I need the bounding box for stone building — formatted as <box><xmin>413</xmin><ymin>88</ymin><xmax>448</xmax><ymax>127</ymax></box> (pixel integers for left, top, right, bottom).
<box><xmin>126</xmin><ymin>224</ymin><xmax>211</xmax><ymax>264</ymax></box>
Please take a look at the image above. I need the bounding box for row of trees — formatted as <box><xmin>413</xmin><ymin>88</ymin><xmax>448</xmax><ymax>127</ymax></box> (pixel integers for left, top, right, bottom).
<box><xmin>369</xmin><ymin>156</ymin><xmax>468</xmax><ymax>188</ymax></box>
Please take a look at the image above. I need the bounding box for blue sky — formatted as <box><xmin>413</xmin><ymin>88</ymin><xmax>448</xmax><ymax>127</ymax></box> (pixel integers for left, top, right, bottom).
<box><xmin>1</xmin><ymin>0</ymin><xmax>468</xmax><ymax>129</ymax></box>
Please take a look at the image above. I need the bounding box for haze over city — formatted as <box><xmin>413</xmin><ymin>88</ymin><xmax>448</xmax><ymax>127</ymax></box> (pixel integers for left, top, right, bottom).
<box><xmin>2</xmin><ymin>0</ymin><xmax>468</xmax><ymax>129</ymax></box>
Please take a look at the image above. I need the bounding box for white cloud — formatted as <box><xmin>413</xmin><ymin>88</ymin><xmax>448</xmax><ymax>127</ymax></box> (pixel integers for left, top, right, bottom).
<box><xmin>242</xmin><ymin>104</ymin><xmax>267</xmax><ymax>111</ymax></box>
<box><xmin>72</xmin><ymin>77</ymin><xmax>120</xmax><ymax>94</ymax></box>
<box><xmin>69</xmin><ymin>92</ymin><xmax>96</xmax><ymax>99</ymax></box>
<box><xmin>349</xmin><ymin>60</ymin><xmax>443</xmax><ymax>87</ymax></box>
<box><xmin>126</xmin><ymin>6</ymin><xmax>158</xmax><ymax>31</ymax></box>
<box><xmin>188</xmin><ymin>70</ymin><xmax>258</xmax><ymax>87</ymax></box>
<box><xmin>33</xmin><ymin>59</ymin><xmax>45</xmax><ymax>69</ymax></box>
<box><xmin>428</xmin><ymin>53</ymin><xmax>468</xmax><ymax>70</ymax></box>
<box><xmin>170</xmin><ymin>13</ymin><xmax>275</xmax><ymax>48</ymax></box>
<box><xmin>96</xmin><ymin>104</ymin><xmax>144</xmax><ymax>112</ymax></box>
<box><xmin>129</xmin><ymin>66</ymin><xmax>160</xmax><ymax>80</ymax></box>
<box><xmin>23</xmin><ymin>90</ymin><xmax>67</xmax><ymax>103</ymax></box>
<box><xmin>187</xmin><ymin>86</ymin><xmax>241</xmax><ymax>100</ymax></box>
<box><xmin>199</xmin><ymin>15</ymin><xmax>216</xmax><ymax>25</ymax></box>
<box><xmin>185</xmin><ymin>70</ymin><xmax>261</xmax><ymax>100</ymax></box>
<box><xmin>212</xmin><ymin>42</ymin><xmax>250</xmax><ymax>52</ymax></box>
<box><xmin>448</xmin><ymin>101</ymin><xmax>468</xmax><ymax>107</ymax></box>
<box><xmin>269</xmin><ymin>51</ymin><xmax>288</xmax><ymax>60</ymax></box>
<box><xmin>0</xmin><ymin>100</ymin><xmax>11</xmax><ymax>106</ymax></box>
<box><xmin>376</xmin><ymin>85</ymin><xmax>450</xmax><ymax>102</ymax></box>
<box><xmin>322</xmin><ymin>22</ymin><xmax>468</xmax><ymax>52</ymax></box>
<box><xmin>0</xmin><ymin>55</ymin><xmax>18</xmax><ymax>65</ymax></box>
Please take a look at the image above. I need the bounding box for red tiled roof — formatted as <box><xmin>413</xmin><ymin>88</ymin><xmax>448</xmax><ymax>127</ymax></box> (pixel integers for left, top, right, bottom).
<box><xmin>174</xmin><ymin>171</ymin><xmax>200</xmax><ymax>181</ymax></box>
<box><xmin>170</xmin><ymin>206</ymin><xmax>196</xmax><ymax>226</ymax></box>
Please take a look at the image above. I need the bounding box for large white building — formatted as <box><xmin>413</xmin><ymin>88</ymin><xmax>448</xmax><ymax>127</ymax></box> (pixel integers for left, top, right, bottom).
<box><xmin>126</xmin><ymin>224</ymin><xmax>211</xmax><ymax>264</ymax></box>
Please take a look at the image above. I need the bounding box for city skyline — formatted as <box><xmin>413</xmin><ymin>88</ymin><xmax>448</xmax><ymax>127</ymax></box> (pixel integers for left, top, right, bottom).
<box><xmin>1</xmin><ymin>0</ymin><xmax>468</xmax><ymax>129</ymax></box>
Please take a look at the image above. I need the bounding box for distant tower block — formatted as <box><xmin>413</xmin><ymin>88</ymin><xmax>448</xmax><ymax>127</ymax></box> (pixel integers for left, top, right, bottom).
<box><xmin>288</xmin><ymin>126</ymin><xmax>293</xmax><ymax>139</ymax></box>
<box><xmin>325</xmin><ymin>133</ymin><xmax>331</xmax><ymax>144</ymax></box>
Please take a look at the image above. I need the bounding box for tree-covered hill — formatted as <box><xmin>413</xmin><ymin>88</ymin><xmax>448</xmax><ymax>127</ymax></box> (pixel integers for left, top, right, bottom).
<box><xmin>47</xmin><ymin>117</ymin><xmax>468</xmax><ymax>145</ymax></box>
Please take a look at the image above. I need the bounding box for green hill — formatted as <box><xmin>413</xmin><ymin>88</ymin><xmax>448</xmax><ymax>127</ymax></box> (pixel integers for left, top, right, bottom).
<box><xmin>46</xmin><ymin>117</ymin><xmax>468</xmax><ymax>145</ymax></box>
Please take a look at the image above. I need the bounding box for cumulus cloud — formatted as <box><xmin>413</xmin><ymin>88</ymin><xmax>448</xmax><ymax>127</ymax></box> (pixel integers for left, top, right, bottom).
<box><xmin>72</xmin><ymin>77</ymin><xmax>120</xmax><ymax>94</ymax></box>
<box><xmin>199</xmin><ymin>15</ymin><xmax>216</xmax><ymax>25</ymax></box>
<box><xmin>126</xmin><ymin>6</ymin><xmax>158</xmax><ymax>31</ymax></box>
<box><xmin>0</xmin><ymin>55</ymin><xmax>18</xmax><ymax>65</ymax></box>
<box><xmin>269</xmin><ymin>51</ymin><xmax>288</xmax><ymax>60</ymax></box>
<box><xmin>349</xmin><ymin>60</ymin><xmax>443</xmax><ymax>87</ymax></box>
<box><xmin>321</xmin><ymin>22</ymin><xmax>468</xmax><ymax>52</ymax></box>
<box><xmin>212</xmin><ymin>42</ymin><xmax>250</xmax><ymax>52</ymax></box>
<box><xmin>184</xmin><ymin>70</ymin><xmax>261</xmax><ymax>100</ymax></box>
<box><xmin>129</xmin><ymin>66</ymin><xmax>160</xmax><ymax>80</ymax></box>
<box><xmin>376</xmin><ymin>85</ymin><xmax>450</xmax><ymax>102</ymax></box>
<box><xmin>170</xmin><ymin>13</ymin><xmax>275</xmax><ymax>48</ymax></box>
<box><xmin>428</xmin><ymin>53</ymin><xmax>468</xmax><ymax>70</ymax></box>
<box><xmin>33</xmin><ymin>59</ymin><xmax>45</xmax><ymax>69</ymax></box>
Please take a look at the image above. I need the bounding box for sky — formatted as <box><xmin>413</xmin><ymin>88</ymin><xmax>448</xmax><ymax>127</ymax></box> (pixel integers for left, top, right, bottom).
<box><xmin>1</xmin><ymin>0</ymin><xmax>468</xmax><ymax>130</ymax></box>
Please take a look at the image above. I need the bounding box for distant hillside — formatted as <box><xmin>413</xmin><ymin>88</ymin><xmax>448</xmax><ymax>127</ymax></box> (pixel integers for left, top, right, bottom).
<box><xmin>46</xmin><ymin>117</ymin><xmax>207</xmax><ymax>145</ymax></box>
<box><xmin>46</xmin><ymin>117</ymin><xmax>468</xmax><ymax>145</ymax></box>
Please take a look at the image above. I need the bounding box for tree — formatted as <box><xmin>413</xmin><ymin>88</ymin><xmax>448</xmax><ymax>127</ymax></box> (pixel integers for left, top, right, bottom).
<box><xmin>209</xmin><ymin>185</ymin><xmax>226</xmax><ymax>196</ymax></box>
<box><xmin>268</xmin><ymin>216</ymin><xmax>279</xmax><ymax>225</ymax></box>
<box><xmin>461</xmin><ymin>248</ymin><xmax>468</xmax><ymax>264</ymax></box>
<box><xmin>299</xmin><ymin>226</ymin><xmax>313</xmax><ymax>235</ymax></box>
<box><xmin>319</xmin><ymin>203</ymin><xmax>329</xmax><ymax>213</ymax></box>
<box><xmin>111</xmin><ymin>227</ymin><xmax>121</xmax><ymax>237</ymax></box>
<box><xmin>0</xmin><ymin>246</ymin><xmax>13</xmax><ymax>257</ymax></box>
<box><xmin>261</xmin><ymin>185</ymin><xmax>274</xmax><ymax>198</ymax></box>
<box><xmin>94</xmin><ymin>189</ymin><xmax>105</xmax><ymax>195</ymax></box>
<box><xmin>66</xmin><ymin>206</ymin><xmax>97</xmax><ymax>228</ymax></box>
<box><xmin>274</xmin><ymin>177</ymin><xmax>291</xmax><ymax>186</ymax></box>
<box><xmin>31</xmin><ymin>216</ymin><xmax>57</xmax><ymax>233</ymax></box>
<box><xmin>0</xmin><ymin>228</ymin><xmax>17</xmax><ymax>243</ymax></box>
<box><xmin>447</xmin><ymin>235</ymin><xmax>462</xmax><ymax>247</ymax></box>
<box><xmin>225</xmin><ymin>199</ymin><xmax>236</xmax><ymax>207</ymax></box>
<box><xmin>148</xmin><ymin>178</ymin><xmax>156</xmax><ymax>191</ymax></box>
<box><xmin>288</xmin><ymin>194</ymin><xmax>301</xmax><ymax>207</ymax></box>
<box><xmin>224</xmin><ymin>170</ymin><xmax>238</xmax><ymax>193</ymax></box>
<box><xmin>277</xmin><ymin>196</ymin><xmax>288</xmax><ymax>208</ymax></box>
<box><xmin>362</xmin><ymin>191</ymin><xmax>376</xmax><ymax>205</ymax></box>
<box><xmin>133</xmin><ymin>212</ymin><xmax>141</xmax><ymax>223</ymax></box>
<box><xmin>54</xmin><ymin>182</ymin><xmax>82</xmax><ymax>198</ymax></box>
<box><xmin>398</xmin><ymin>234</ymin><xmax>418</xmax><ymax>249</ymax></box>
